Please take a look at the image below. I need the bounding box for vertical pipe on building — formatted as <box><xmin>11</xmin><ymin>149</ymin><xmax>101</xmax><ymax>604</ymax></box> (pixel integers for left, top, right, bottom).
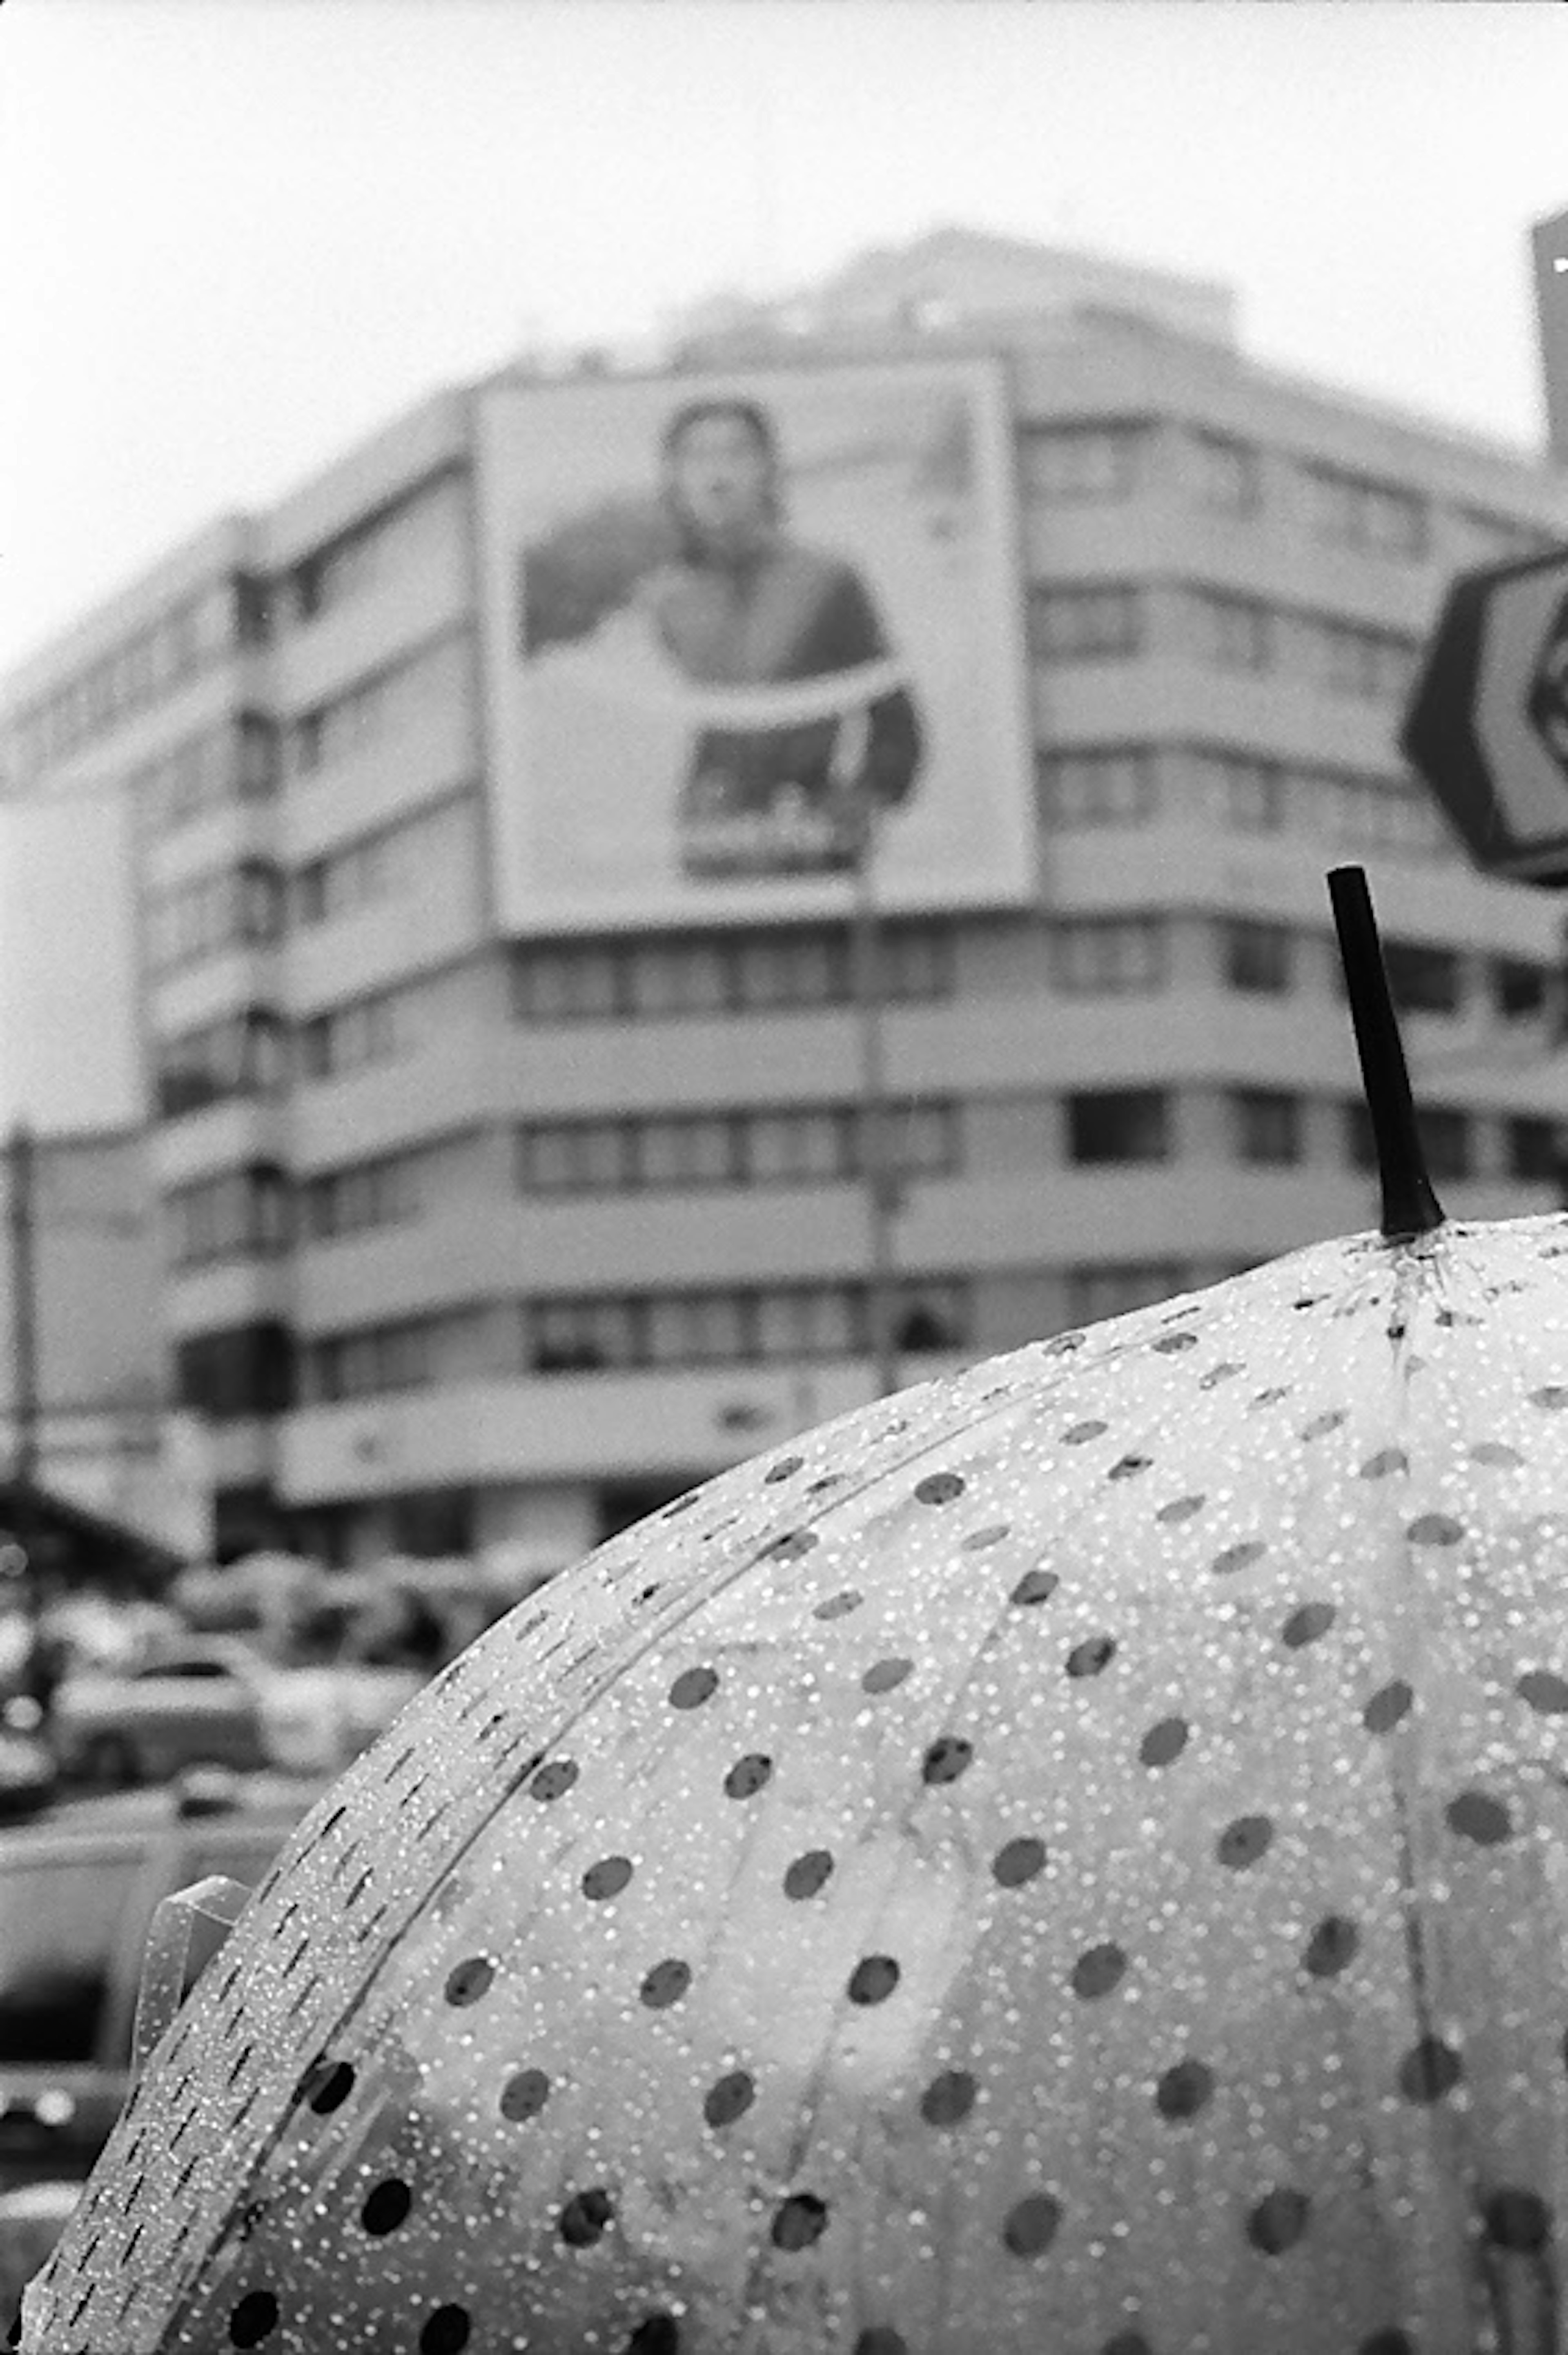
<box><xmin>5</xmin><ymin>1123</ymin><xmax>41</xmax><ymax>1661</ymax></box>
<box><xmin>6</xmin><ymin>1123</ymin><xmax>39</xmax><ymax>1491</ymax></box>
<box><xmin>847</xmin><ymin>793</ymin><xmax>900</xmax><ymax>1400</ymax></box>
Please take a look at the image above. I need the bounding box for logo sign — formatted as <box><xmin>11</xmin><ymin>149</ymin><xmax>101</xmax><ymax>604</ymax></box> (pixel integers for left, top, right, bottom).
<box><xmin>1402</xmin><ymin>547</ymin><xmax>1568</xmax><ymax>883</ymax></box>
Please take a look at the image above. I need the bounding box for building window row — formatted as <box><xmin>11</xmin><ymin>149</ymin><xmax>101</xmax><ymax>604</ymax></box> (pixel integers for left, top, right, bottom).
<box><xmin>527</xmin><ymin>1279</ymin><xmax>970</xmax><ymax>1376</ymax></box>
<box><xmin>510</xmin><ymin>922</ymin><xmax>953</xmax><ymax>1025</ymax></box>
<box><xmin>6</xmin><ymin>579</ymin><xmax>240</xmax><ymax>779</ymax></box>
<box><xmin>296</xmin><ymin>980</ymin><xmax>423</xmax><ymax>1080</ymax></box>
<box><xmin>1301</xmin><ymin>461</ymin><xmax>1427</xmax><ymax>558</ymax></box>
<box><xmin>1032</xmin><ymin>583</ymin><xmax>1419</xmax><ymax>700</ymax></box>
<box><xmin>145</xmin><ymin>860</ymin><xmax>284</xmax><ymax>974</ymax></box>
<box><xmin>288</xmin><ymin>633</ymin><xmax>463</xmax><ymax>778</ymax></box>
<box><xmin>165</xmin><ymin>1164</ymin><xmax>290</xmax><ymax>1269</ymax></box>
<box><xmin>1038</xmin><ymin>743</ymin><xmax>1458</xmax><ymax>863</ymax></box>
<box><xmin>154</xmin><ymin>1007</ymin><xmax>287</xmax><ymax>1121</ymax></box>
<box><xmin>1021</xmin><ymin>423</ymin><xmax>1558</xmax><ymax>571</ymax></box>
<box><xmin>293</xmin><ymin>818</ymin><xmax>418</xmax><ymax>929</ymax></box>
<box><xmin>1018</xmin><ymin>421</ymin><xmax>1150</xmax><ymax>503</ymax></box>
<box><xmin>1063</xmin><ymin>1085</ymin><xmax>1567</xmax><ymax>1184</ymax></box>
<box><xmin>300</xmin><ymin>1152</ymin><xmax>424</xmax><ymax>1241</ymax></box>
<box><xmin>515</xmin><ymin>1098</ymin><xmax>959</xmax><ymax>1196</ymax></box>
<box><xmin>305</xmin><ymin>1315</ymin><xmax>455</xmax><ymax>1403</ymax></box>
<box><xmin>136</xmin><ymin>713</ymin><xmax>281</xmax><ymax>839</ymax></box>
<box><xmin>175</xmin><ymin>1320</ymin><xmax>293</xmax><ymax>1418</ymax></box>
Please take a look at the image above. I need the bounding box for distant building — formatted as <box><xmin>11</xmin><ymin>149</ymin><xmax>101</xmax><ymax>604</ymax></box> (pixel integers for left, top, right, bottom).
<box><xmin>4</xmin><ymin>225</ymin><xmax>1568</xmax><ymax>1572</ymax></box>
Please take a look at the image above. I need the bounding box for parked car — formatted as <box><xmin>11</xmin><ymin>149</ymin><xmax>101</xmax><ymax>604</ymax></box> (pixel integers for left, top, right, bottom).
<box><xmin>0</xmin><ymin>1770</ymin><xmax>330</xmax><ymax>2320</ymax></box>
<box><xmin>48</xmin><ymin>1639</ymin><xmax>419</xmax><ymax>1787</ymax></box>
<box><xmin>50</xmin><ymin>1640</ymin><xmax>275</xmax><ymax>1785</ymax></box>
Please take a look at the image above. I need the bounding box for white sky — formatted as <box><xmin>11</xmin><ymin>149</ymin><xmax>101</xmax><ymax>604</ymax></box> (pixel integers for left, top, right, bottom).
<box><xmin>2</xmin><ymin>0</ymin><xmax>1567</xmax><ymax>680</ymax></box>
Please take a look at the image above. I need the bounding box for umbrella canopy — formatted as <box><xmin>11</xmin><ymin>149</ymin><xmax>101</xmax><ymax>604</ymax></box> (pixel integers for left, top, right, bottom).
<box><xmin>20</xmin><ymin>1208</ymin><xmax>1568</xmax><ymax>2355</ymax></box>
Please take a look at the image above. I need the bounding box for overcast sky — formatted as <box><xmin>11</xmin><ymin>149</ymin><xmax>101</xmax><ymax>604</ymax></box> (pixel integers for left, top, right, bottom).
<box><xmin>2</xmin><ymin>0</ymin><xmax>1567</xmax><ymax>680</ymax></box>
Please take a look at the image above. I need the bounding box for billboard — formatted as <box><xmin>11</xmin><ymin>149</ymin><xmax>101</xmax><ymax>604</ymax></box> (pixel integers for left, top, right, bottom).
<box><xmin>475</xmin><ymin>357</ymin><xmax>1034</xmax><ymax>932</ymax></box>
<box><xmin>0</xmin><ymin>781</ymin><xmax>142</xmax><ymax>1131</ymax></box>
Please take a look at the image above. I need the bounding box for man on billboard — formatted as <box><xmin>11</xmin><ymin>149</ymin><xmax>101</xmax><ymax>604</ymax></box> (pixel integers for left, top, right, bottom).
<box><xmin>641</xmin><ymin>397</ymin><xmax>923</xmax><ymax>878</ymax></box>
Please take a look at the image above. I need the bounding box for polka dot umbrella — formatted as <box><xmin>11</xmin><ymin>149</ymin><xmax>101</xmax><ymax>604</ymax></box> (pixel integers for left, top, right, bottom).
<box><xmin>17</xmin><ymin>870</ymin><xmax>1568</xmax><ymax>2355</ymax></box>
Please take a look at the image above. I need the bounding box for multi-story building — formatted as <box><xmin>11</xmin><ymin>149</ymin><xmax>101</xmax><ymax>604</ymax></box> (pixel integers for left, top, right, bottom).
<box><xmin>5</xmin><ymin>225</ymin><xmax>1568</xmax><ymax>1573</ymax></box>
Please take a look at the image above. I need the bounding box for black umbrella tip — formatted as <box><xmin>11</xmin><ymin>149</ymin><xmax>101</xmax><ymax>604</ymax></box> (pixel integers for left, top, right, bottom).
<box><xmin>1327</xmin><ymin>867</ymin><xmax>1445</xmax><ymax>1243</ymax></box>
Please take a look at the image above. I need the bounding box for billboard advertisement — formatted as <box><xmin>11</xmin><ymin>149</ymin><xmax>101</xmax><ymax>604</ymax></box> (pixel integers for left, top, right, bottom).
<box><xmin>475</xmin><ymin>357</ymin><xmax>1034</xmax><ymax>932</ymax></box>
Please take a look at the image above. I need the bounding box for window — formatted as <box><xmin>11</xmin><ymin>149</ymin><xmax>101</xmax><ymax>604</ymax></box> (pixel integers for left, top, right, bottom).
<box><xmin>306</xmin><ymin>1315</ymin><xmax>469</xmax><ymax>1402</ymax></box>
<box><xmin>1039</xmin><ymin>748</ymin><xmax>1156</xmax><ymax>829</ymax></box>
<box><xmin>1232</xmin><ymin>1089</ymin><xmax>1301</xmax><ymax>1165</ymax></box>
<box><xmin>1508</xmin><ymin>1118</ymin><xmax>1563</xmax><ymax>1183</ymax></box>
<box><xmin>1496</xmin><ymin>959</ymin><xmax>1549</xmax><ymax>1021</ymax></box>
<box><xmin>155</xmin><ymin>1009</ymin><xmax>286</xmax><ymax>1120</ymax></box>
<box><xmin>1193</xmin><ymin>431</ymin><xmax>1261</xmax><ymax>516</ymax></box>
<box><xmin>1383</xmin><ymin>940</ymin><xmax>1461</xmax><ymax>1016</ymax></box>
<box><xmin>1418</xmin><ymin>1107</ymin><xmax>1472</xmax><ymax>1181</ymax></box>
<box><xmin>1194</xmin><ymin>590</ymin><xmax>1272</xmax><ymax>673</ymax></box>
<box><xmin>0</xmin><ymin>1855</ymin><xmax>144</xmax><ymax>2063</ymax></box>
<box><xmin>167</xmin><ymin>1166</ymin><xmax>290</xmax><ymax>1267</ymax></box>
<box><xmin>646</xmin><ymin>1292</ymin><xmax>753</xmax><ymax>1366</ymax></box>
<box><xmin>1052</xmin><ymin>918</ymin><xmax>1167</xmax><ymax>994</ymax></box>
<box><xmin>146</xmin><ymin>862</ymin><xmax>283</xmax><ymax>974</ymax></box>
<box><xmin>1307</xmin><ymin>617</ymin><xmax>1418</xmax><ymax>703</ymax></box>
<box><xmin>1028</xmin><ymin>586</ymin><xmax>1143</xmax><ymax>663</ymax></box>
<box><xmin>291</xmin><ymin>824</ymin><xmax>410</xmax><ymax>930</ymax></box>
<box><xmin>288</xmin><ymin>636</ymin><xmax>458</xmax><ymax>777</ymax></box>
<box><xmin>7</xmin><ymin>591</ymin><xmax>234</xmax><ymax>781</ymax></box>
<box><xmin>524</xmin><ymin>1280</ymin><xmax>969</xmax><ymax>1375</ymax></box>
<box><xmin>1068</xmin><ymin>1089</ymin><xmax>1171</xmax><ymax>1165</ymax></box>
<box><xmin>749</xmin><ymin>1108</ymin><xmax>856</xmax><ymax>1185</ymax></box>
<box><xmin>1303</xmin><ymin>463</ymin><xmax>1426</xmax><ymax>559</ymax></box>
<box><xmin>1064</xmin><ymin>1264</ymin><xmax>1185</xmax><ymax>1326</ymax></box>
<box><xmin>175</xmin><ymin>1322</ymin><xmax>294</xmax><ymax>1417</ymax></box>
<box><xmin>511</xmin><ymin>945</ymin><xmax>624</xmax><ymax>1023</ymax></box>
<box><xmin>1223</xmin><ymin>920</ymin><xmax>1293</xmax><ymax>995</ymax></box>
<box><xmin>739</xmin><ymin>932</ymin><xmax>845</xmax><ymax>1010</ymax></box>
<box><xmin>301</xmin><ymin>1153</ymin><xmax>423</xmax><ymax>1241</ymax></box>
<box><xmin>290</xmin><ymin>479</ymin><xmax>454</xmax><ymax>628</ymax></box>
<box><xmin>885</xmin><ymin>1098</ymin><xmax>960</xmax><ymax>1180</ymax></box>
<box><xmin>1191</xmin><ymin>749</ymin><xmax>1285</xmax><ymax>833</ymax></box>
<box><xmin>510</xmin><ymin>924</ymin><xmax>952</xmax><ymax>1025</ymax></box>
<box><xmin>296</xmin><ymin>985</ymin><xmax>419</xmax><ymax>1081</ymax></box>
<box><xmin>755</xmin><ymin>1286</ymin><xmax>864</xmax><ymax>1361</ymax></box>
<box><xmin>516</xmin><ymin>1122</ymin><xmax>633</xmax><ymax>1194</ymax></box>
<box><xmin>1021</xmin><ymin>423</ymin><xmax>1147</xmax><ymax>502</ymax></box>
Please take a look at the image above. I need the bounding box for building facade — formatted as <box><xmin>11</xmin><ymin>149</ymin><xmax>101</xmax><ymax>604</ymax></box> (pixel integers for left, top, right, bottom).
<box><xmin>6</xmin><ymin>229</ymin><xmax>1568</xmax><ymax>1573</ymax></box>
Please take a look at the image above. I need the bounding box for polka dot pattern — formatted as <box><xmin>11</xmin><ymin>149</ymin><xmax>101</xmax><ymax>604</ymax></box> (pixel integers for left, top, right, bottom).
<box><xmin>32</xmin><ymin>1213</ymin><xmax>1568</xmax><ymax>2355</ymax></box>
